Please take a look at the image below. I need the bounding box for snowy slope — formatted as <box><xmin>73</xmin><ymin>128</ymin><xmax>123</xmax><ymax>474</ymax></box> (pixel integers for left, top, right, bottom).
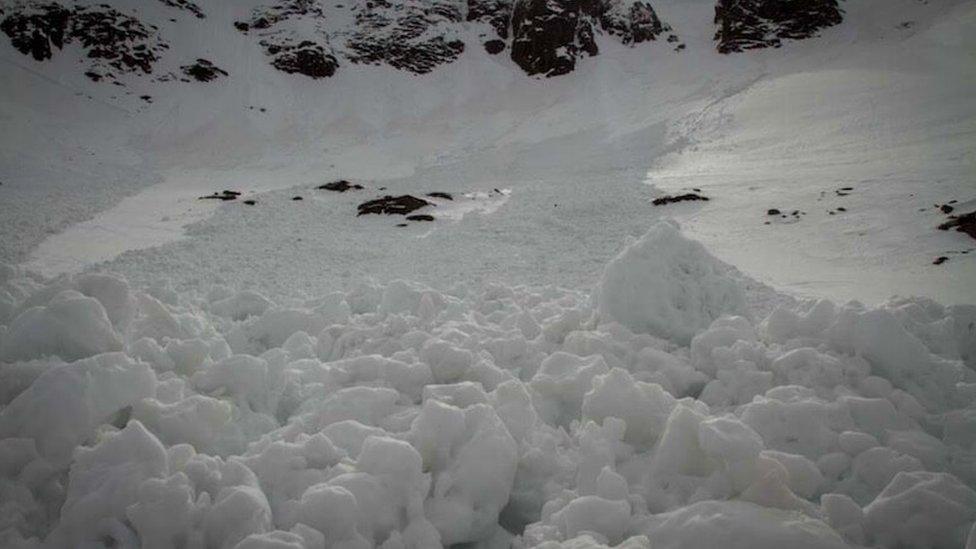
<box><xmin>2</xmin><ymin>0</ymin><xmax>971</xmax><ymax>305</ymax></box>
<box><xmin>1</xmin><ymin>0</ymin><xmax>976</xmax><ymax>547</ymax></box>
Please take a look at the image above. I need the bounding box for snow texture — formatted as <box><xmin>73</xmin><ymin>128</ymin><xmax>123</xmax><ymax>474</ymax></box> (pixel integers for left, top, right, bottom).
<box><xmin>0</xmin><ymin>224</ymin><xmax>974</xmax><ymax>548</ymax></box>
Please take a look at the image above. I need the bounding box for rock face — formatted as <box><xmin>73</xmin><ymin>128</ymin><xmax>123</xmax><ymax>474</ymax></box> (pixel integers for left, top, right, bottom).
<box><xmin>2</xmin><ymin>0</ymin><xmax>848</xmax><ymax>82</ymax></box>
<box><xmin>345</xmin><ymin>0</ymin><xmax>466</xmax><ymax>74</ymax></box>
<box><xmin>235</xmin><ymin>0</ymin><xmax>340</xmax><ymax>79</ymax></box>
<box><xmin>157</xmin><ymin>0</ymin><xmax>205</xmax><ymax>19</ymax></box>
<box><xmin>714</xmin><ymin>0</ymin><xmax>843</xmax><ymax>53</ymax></box>
<box><xmin>1</xmin><ymin>1</ymin><xmax>167</xmax><ymax>81</ymax></box>
<box><xmin>0</xmin><ymin>2</ymin><xmax>70</xmax><ymax>61</ymax></box>
<box><xmin>181</xmin><ymin>59</ymin><xmax>227</xmax><ymax>82</ymax></box>
<box><xmin>237</xmin><ymin>0</ymin><xmax>677</xmax><ymax>78</ymax></box>
<box><xmin>509</xmin><ymin>0</ymin><xmax>675</xmax><ymax>77</ymax></box>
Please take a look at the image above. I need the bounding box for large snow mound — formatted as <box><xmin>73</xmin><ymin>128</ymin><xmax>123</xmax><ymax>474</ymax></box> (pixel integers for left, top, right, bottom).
<box><xmin>595</xmin><ymin>221</ymin><xmax>750</xmax><ymax>345</ymax></box>
<box><xmin>0</xmin><ymin>227</ymin><xmax>974</xmax><ymax>548</ymax></box>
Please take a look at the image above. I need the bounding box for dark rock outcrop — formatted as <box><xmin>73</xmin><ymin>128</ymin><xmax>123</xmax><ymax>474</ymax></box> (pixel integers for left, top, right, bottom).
<box><xmin>236</xmin><ymin>0</ymin><xmax>677</xmax><ymax>78</ymax></box>
<box><xmin>600</xmin><ymin>0</ymin><xmax>667</xmax><ymax>44</ymax></box>
<box><xmin>345</xmin><ymin>0</ymin><xmax>466</xmax><ymax>74</ymax></box>
<box><xmin>270</xmin><ymin>41</ymin><xmax>338</xmax><ymax>78</ymax></box>
<box><xmin>652</xmin><ymin>193</ymin><xmax>709</xmax><ymax>206</ymax></box>
<box><xmin>236</xmin><ymin>0</ymin><xmax>339</xmax><ymax>79</ymax></box>
<box><xmin>714</xmin><ymin>0</ymin><xmax>843</xmax><ymax>53</ymax></box>
<box><xmin>0</xmin><ymin>2</ymin><xmax>70</xmax><ymax>61</ymax></box>
<box><xmin>510</xmin><ymin>0</ymin><xmax>597</xmax><ymax>77</ymax></box>
<box><xmin>468</xmin><ymin>0</ymin><xmax>512</xmax><ymax>39</ymax></box>
<box><xmin>510</xmin><ymin>0</ymin><xmax>673</xmax><ymax>77</ymax></box>
<box><xmin>157</xmin><ymin>0</ymin><xmax>205</xmax><ymax>19</ymax></box>
<box><xmin>939</xmin><ymin>211</ymin><xmax>976</xmax><ymax>241</ymax></box>
<box><xmin>318</xmin><ymin>180</ymin><xmax>364</xmax><ymax>192</ymax></box>
<box><xmin>1</xmin><ymin>2</ymin><xmax>166</xmax><ymax>80</ymax></box>
<box><xmin>181</xmin><ymin>59</ymin><xmax>227</xmax><ymax>82</ymax></box>
<box><xmin>358</xmin><ymin>195</ymin><xmax>432</xmax><ymax>216</ymax></box>
<box><xmin>200</xmin><ymin>190</ymin><xmax>242</xmax><ymax>201</ymax></box>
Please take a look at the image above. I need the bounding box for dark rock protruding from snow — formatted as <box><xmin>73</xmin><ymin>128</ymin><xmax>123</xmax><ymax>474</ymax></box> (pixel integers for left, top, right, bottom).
<box><xmin>939</xmin><ymin>211</ymin><xmax>976</xmax><ymax>241</ymax></box>
<box><xmin>510</xmin><ymin>0</ymin><xmax>598</xmax><ymax>77</ymax></box>
<box><xmin>271</xmin><ymin>41</ymin><xmax>338</xmax><ymax>78</ymax></box>
<box><xmin>235</xmin><ymin>0</ymin><xmax>675</xmax><ymax>78</ymax></box>
<box><xmin>714</xmin><ymin>0</ymin><xmax>843</xmax><ymax>53</ymax></box>
<box><xmin>1</xmin><ymin>2</ymin><xmax>166</xmax><ymax>79</ymax></box>
<box><xmin>652</xmin><ymin>193</ymin><xmax>709</xmax><ymax>206</ymax></box>
<box><xmin>0</xmin><ymin>2</ymin><xmax>70</xmax><ymax>61</ymax></box>
<box><xmin>157</xmin><ymin>0</ymin><xmax>205</xmax><ymax>19</ymax></box>
<box><xmin>200</xmin><ymin>190</ymin><xmax>242</xmax><ymax>201</ymax></box>
<box><xmin>468</xmin><ymin>0</ymin><xmax>512</xmax><ymax>39</ymax></box>
<box><xmin>236</xmin><ymin>0</ymin><xmax>339</xmax><ymax>79</ymax></box>
<box><xmin>318</xmin><ymin>180</ymin><xmax>364</xmax><ymax>192</ymax></box>
<box><xmin>510</xmin><ymin>0</ymin><xmax>672</xmax><ymax>77</ymax></box>
<box><xmin>600</xmin><ymin>0</ymin><xmax>667</xmax><ymax>45</ymax></box>
<box><xmin>181</xmin><ymin>59</ymin><xmax>227</xmax><ymax>82</ymax></box>
<box><xmin>358</xmin><ymin>195</ymin><xmax>432</xmax><ymax>216</ymax></box>
<box><xmin>345</xmin><ymin>0</ymin><xmax>466</xmax><ymax>74</ymax></box>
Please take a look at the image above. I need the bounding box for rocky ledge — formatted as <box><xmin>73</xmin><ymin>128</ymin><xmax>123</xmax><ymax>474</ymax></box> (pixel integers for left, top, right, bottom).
<box><xmin>714</xmin><ymin>0</ymin><xmax>843</xmax><ymax>53</ymax></box>
<box><xmin>2</xmin><ymin>0</ymin><xmax>848</xmax><ymax>83</ymax></box>
<box><xmin>1</xmin><ymin>1</ymin><xmax>169</xmax><ymax>81</ymax></box>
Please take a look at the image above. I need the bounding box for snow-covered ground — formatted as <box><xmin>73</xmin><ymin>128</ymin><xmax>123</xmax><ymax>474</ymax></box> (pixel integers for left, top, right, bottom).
<box><xmin>1</xmin><ymin>0</ymin><xmax>975</xmax><ymax>547</ymax></box>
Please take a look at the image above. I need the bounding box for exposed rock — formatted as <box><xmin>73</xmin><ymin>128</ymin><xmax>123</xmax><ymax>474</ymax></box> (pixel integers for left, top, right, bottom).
<box><xmin>939</xmin><ymin>211</ymin><xmax>976</xmax><ymax>241</ymax></box>
<box><xmin>181</xmin><ymin>59</ymin><xmax>228</xmax><ymax>82</ymax></box>
<box><xmin>292</xmin><ymin>196</ymin><xmax>303</xmax><ymax>201</ymax></box>
<box><xmin>714</xmin><ymin>0</ymin><xmax>843</xmax><ymax>53</ymax></box>
<box><xmin>510</xmin><ymin>0</ymin><xmax>595</xmax><ymax>77</ymax></box>
<box><xmin>243</xmin><ymin>199</ymin><xmax>257</xmax><ymax>205</ymax></box>
<box><xmin>600</xmin><ymin>0</ymin><xmax>667</xmax><ymax>44</ymax></box>
<box><xmin>509</xmin><ymin>0</ymin><xmax>672</xmax><ymax>77</ymax></box>
<box><xmin>406</xmin><ymin>214</ymin><xmax>435</xmax><ymax>221</ymax></box>
<box><xmin>1</xmin><ymin>2</ymin><xmax>167</xmax><ymax>79</ymax></box>
<box><xmin>767</xmin><ymin>208</ymin><xmax>781</xmax><ymax>215</ymax></box>
<box><xmin>652</xmin><ymin>193</ymin><xmax>709</xmax><ymax>206</ymax></box>
<box><xmin>157</xmin><ymin>0</ymin><xmax>205</xmax><ymax>19</ymax></box>
<box><xmin>270</xmin><ymin>41</ymin><xmax>338</xmax><ymax>78</ymax></box>
<box><xmin>234</xmin><ymin>0</ymin><xmax>675</xmax><ymax>78</ymax></box>
<box><xmin>0</xmin><ymin>2</ymin><xmax>70</xmax><ymax>61</ymax></box>
<box><xmin>427</xmin><ymin>192</ymin><xmax>453</xmax><ymax>200</ymax></box>
<box><xmin>199</xmin><ymin>190</ymin><xmax>242</xmax><ymax>201</ymax></box>
<box><xmin>933</xmin><ymin>256</ymin><xmax>948</xmax><ymax>265</ymax></box>
<box><xmin>345</xmin><ymin>0</ymin><xmax>466</xmax><ymax>74</ymax></box>
<box><xmin>483</xmin><ymin>38</ymin><xmax>505</xmax><ymax>54</ymax></box>
<box><xmin>236</xmin><ymin>0</ymin><xmax>339</xmax><ymax>78</ymax></box>
<box><xmin>318</xmin><ymin>180</ymin><xmax>364</xmax><ymax>192</ymax></box>
<box><xmin>468</xmin><ymin>0</ymin><xmax>512</xmax><ymax>39</ymax></box>
<box><xmin>358</xmin><ymin>195</ymin><xmax>432</xmax><ymax>216</ymax></box>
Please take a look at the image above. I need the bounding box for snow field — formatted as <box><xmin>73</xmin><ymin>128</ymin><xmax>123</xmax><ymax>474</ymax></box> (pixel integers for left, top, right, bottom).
<box><xmin>0</xmin><ymin>223</ymin><xmax>974</xmax><ymax>548</ymax></box>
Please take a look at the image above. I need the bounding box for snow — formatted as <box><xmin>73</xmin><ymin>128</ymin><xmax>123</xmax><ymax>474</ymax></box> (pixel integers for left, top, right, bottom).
<box><xmin>0</xmin><ymin>0</ymin><xmax>975</xmax><ymax>546</ymax></box>
<box><xmin>0</xmin><ymin>221</ymin><xmax>974</xmax><ymax>547</ymax></box>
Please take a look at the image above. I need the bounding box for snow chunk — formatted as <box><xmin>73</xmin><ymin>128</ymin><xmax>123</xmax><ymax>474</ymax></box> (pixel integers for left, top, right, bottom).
<box><xmin>0</xmin><ymin>352</ymin><xmax>155</xmax><ymax>464</ymax></box>
<box><xmin>48</xmin><ymin>421</ymin><xmax>167</xmax><ymax>546</ymax></box>
<box><xmin>0</xmin><ymin>290</ymin><xmax>123</xmax><ymax>362</ymax></box>
<box><xmin>644</xmin><ymin>500</ymin><xmax>848</xmax><ymax>549</ymax></box>
<box><xmin>864</xmin><ymin>471</ymin><xmax>976</xmax><ymax>548</ymax></box>
<box><xmin>595</xmin><ymin>222</ymin><xmax>749</xmax><ymax>345</ymax></box>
